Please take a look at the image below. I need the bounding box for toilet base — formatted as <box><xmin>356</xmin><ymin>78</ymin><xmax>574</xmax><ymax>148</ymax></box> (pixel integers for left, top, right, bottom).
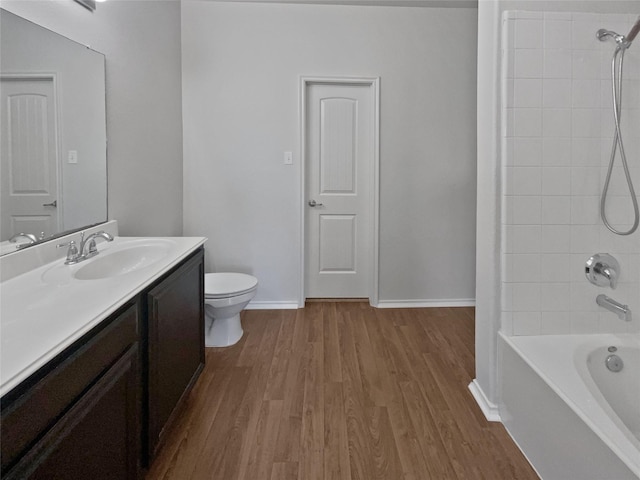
<box><xmin>205</xmin><ymin>312</ymin><xmax>243</xmax><ymax>347</ymax></box>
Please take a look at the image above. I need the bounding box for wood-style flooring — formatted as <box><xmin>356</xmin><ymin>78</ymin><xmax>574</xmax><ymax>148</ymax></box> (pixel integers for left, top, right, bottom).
<box><xmin>146</xmin><ymin>303</ymin><xmax>538</xmax><ymax>480</ymax></box>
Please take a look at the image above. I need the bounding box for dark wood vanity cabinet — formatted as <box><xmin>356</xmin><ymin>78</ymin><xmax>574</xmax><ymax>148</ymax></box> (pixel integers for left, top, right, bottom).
<box><xmin>146</xmin><ymin>248</ymin><xmax>205</xmax><ymax>461</ymax></box>
<box><xmin>0</xmin><ymin>302</ymin><xmax>142</xmax><ymax>480</ymax></box>
<box><xmin>0</xmin><ymin>247</ymin><xmax>205</xmax><ymax>478</ymax></box>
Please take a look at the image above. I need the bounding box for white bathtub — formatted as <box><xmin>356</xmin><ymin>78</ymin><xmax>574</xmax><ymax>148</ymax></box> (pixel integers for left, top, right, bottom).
<box><xmin>499</xmin><ymin>332</ymin><xmax>640</xmax><ymax>480</ymax></box>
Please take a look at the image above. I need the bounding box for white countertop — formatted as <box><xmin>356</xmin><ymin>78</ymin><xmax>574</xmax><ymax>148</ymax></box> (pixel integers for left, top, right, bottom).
<box><xmin>0</xmin><ymin>233</ymin><xmax>205</xmax><ymax>397</ymax></box>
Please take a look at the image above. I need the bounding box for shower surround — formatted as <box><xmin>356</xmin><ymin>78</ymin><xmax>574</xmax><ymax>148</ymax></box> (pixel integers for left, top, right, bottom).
<box><xmin>501</xmin><ymin>11</ymin><xmax>640</xmax><ymax>337</ymax></box>
<box><xmin>494</xmin><ymin>10</ymin><xmax>640</xmax><ymax>478</ymax></box>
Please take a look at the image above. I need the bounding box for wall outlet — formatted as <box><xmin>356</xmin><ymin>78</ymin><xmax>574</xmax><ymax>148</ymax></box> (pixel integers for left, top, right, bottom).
<box><xmin>284</xmin><ymin>151</ymin><xmax>293</xmax><ymax>165</ymax></box>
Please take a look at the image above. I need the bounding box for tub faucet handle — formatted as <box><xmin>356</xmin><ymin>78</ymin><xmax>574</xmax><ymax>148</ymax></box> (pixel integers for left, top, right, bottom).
<box><xmin>585</xmin><ymin>253</ymin><xmax>620</xmax><ymax>289</ymax></box>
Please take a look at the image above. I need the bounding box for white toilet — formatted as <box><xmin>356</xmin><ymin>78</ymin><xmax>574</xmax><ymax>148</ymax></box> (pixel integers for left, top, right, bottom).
<box><xmin>204</xmin><ymin>272</ymin><xmax>258</xmax><ymax>347</ymax></box>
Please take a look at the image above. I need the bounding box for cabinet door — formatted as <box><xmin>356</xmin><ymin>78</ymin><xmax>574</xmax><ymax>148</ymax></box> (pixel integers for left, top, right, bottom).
<box><xmin>5</xmin><ymin>344</ymin><xmax>140</xmax><ymax>480</ymax></box>
<box><xmin>147</xmin><ymin>249</ymin><xmax>204</xmax><ymax>459</ymax></box>
<box><xmin>1</xmin><ymin>302</ymin><xmax>140</xmax><ymax>477</ymax></box>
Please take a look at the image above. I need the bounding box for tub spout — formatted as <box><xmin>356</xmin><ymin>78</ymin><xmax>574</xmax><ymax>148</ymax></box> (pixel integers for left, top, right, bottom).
<box><xmin>596</xmin><ymin>294</ymin><xmax>631</xmax><ymax>321</ymax></box>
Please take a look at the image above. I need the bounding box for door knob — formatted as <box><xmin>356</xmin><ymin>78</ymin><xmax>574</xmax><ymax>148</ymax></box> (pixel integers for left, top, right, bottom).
<box><xmin>42</xmin><ymin>200</ymin><xmax>57</xmax><ymax>207</ymax></box>
<box><xmin>308</xmin><ymin>200</ymin><xmax>323</xmax><ymax>207</ymax></box>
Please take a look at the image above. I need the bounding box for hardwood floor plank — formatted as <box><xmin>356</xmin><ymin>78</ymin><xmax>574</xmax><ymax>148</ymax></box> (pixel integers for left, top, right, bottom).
<box><xmin>273</xmin><ymin>309</ymin><xmax>309</xmax><ymax>463</ymax></box>
<box><xmin>322</xmin><ymin>303</ymin><xmax>343</xmax><ymax>384</ymax></box>
<box><xmin>146</xmin><ymin>304</ymin><xmax>539</xmax><ymax>480</ymax></box>
<box><xmin>241</xmin><ymin>399</ymin><xmax>283</xmax><ymax>480</ymax></box>
<box><xmin>263</xmin><ymin>311</ymin><xmax>296</xmax><ymax>401</ymax></box>
<box><xmin>145</xmin><ymin>363</ymin><xmax>233</xmax><ymax>480</ymax></box>
<box><xmin>187</xmin><ymin>366</ymin><xmax>253</xmax><ymax>480</ymax></box>
<box><xmin>298</xmin><ymin>341</ymin><xmax>324</xmax><ymax>480</ymax></box>
<box><xmin>323</xmin><ymin>382</ymin><xmax>351</xmax><ymax>480</ymax></box>
<box><xmin>366</xmin><ymin>406</ymin><xmax>404</xmax><ymax>480</ymax></box>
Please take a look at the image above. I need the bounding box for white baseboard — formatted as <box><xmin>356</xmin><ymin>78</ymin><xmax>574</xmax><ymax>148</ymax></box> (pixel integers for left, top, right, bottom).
<box><xmin>468</xmin><ymin>379</ymin><xmax>501</xmax><ymax>422</ymax></box>
<box><xmin>246</xmin><ymin>301</ymin><xmax>299</xmax><ymax>310</ymax></box>
<box><xmin>245</xmin><ymin>299</ymin><xmax>475</xmax><ymax>310</ymax></box>
<box><xmin>376</xmin><ymin>298</ymin><xmax>475</xmax><ymax>308</ymax></box>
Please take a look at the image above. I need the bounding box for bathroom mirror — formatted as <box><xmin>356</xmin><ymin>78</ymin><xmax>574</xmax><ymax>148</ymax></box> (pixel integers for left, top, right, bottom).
<box><xmin>0</xmin><ymin>9</ymin><xmax>107</xmax><ymax>255</ymax></box>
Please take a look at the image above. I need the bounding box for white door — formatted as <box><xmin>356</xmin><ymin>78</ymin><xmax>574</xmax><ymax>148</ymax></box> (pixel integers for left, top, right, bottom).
<box><xmin>0</xmin><ymin>77</ymin><xmax>59</xmax><ymax>241</ymax></box>
<box><xmin>304</xmin><ymin>81</ymin><xmax>375</xmax><ymax>299</ymax></box>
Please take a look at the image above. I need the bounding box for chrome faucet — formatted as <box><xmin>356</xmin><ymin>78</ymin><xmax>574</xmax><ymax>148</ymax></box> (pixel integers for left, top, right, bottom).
<box><xmin>79</xmin><ymin>231</ymin><xmax>114</xmax><ymax>258</ymax></box>
<box><xmin>596</xmin><ymin>294</ymin><xmax>632</xmax><ymax>322</ymax></box>
<box><xmin>9</xmin><ymin>232</ymin><xmax>38</xmax><ymax>246</ymax></box>
<box><xmin>57</xmin><ymin>230</ymin><xmax>114</xmax><ymax>265</ymax></box>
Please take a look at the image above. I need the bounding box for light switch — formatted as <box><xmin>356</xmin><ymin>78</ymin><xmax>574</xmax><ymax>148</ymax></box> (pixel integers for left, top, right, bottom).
<box><xmin>68</xmin><ymin>150</ymin><xmax>78</xmax><ymax>164</ymax></box>
<box><xmin>284</xmin><ymin>151</ymin><xmax>293</xmax><ymax>165</ymax></box>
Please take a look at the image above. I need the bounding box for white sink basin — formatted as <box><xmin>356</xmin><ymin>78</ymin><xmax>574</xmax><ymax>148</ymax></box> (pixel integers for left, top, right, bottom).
<box><xmin>42</xmin><ymin>238</ymin><xmax>174</xmax><ymax>284</ymax></box>
<box><xmin>74</xmin><ymin>243</ymin><xmax>171</xmax><ymax>280</ymax></box>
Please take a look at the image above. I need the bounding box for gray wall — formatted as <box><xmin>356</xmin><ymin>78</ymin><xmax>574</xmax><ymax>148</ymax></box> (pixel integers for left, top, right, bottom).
<box><xmin>2</xmin><ymin>0</ymin><xmax>184</xmax><ymax>237</ymax></box>
<box><xmin>182</xmin><ymin>1</ymin><xmax>478</xmax><ymax>305</ymax></box>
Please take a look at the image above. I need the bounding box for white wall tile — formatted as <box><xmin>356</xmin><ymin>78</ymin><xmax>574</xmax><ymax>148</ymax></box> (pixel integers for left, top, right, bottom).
<box><xmin>544</xmin><ymin>49</ymin><xmax>572</xmax><ymax>78</ymax></box>
<box><xmin>512</xmin><ymin>254</ymin><xmax>542</xmax><ymax>282</ymax></box>
<box><xmin>543</xmin><ymin>138</ymin><xmax>571</xmax><ymax>166</ymax></box>
<box><xmin>572</xmin><ymin>79</ymin><xmax>601</xmax><ymax>108</ymax></box>
<box><xmin>543</xmin><ymin>109</ymin><xmax>572</xmax><ymax>137</ymax></box>
<box><xmin>514</xmin><ymin>108</ymin><xmax>542</xmax><ymax>137</ymax></box>
<box><xmin>515</xmin><ymin>49</ymin><xmax>544</xmax><ymax>78</ymax></box>
<box><xmin>543</xmin><ymin>79</ymin><xmax>571</xmax><ymax>108</ymax></box>
<box><xmin>541</xmin><ymin>166</ymin><xmax>571</xmax><ymax>195</ymax></box>
<box><xmin>513</xmin><ymin>138</ymin><xmax>542</xmax><ymax>166</ymax></box>
<box><xmin>572</xmin><ymin>108</ymin><xmax>601</xmax><ymax>137</ymax></box>
<box><xmin>540</xmin><ymin>283</ymin><xmax>571</xmax><ymax>311</ymax></box>
<box><xmin>540</xmin><ymin>253</ymin><xmax>571</xmax><ymax>281</ymax></box>
<box><xmin>571</xmin><ymin>15</ymin><xmax>600</xmax><ymax>50</ymax></box>
<box><xmin>514</xmin><ymin>79</ymin><xmax>542</xmax><ymax>107</ymax></box>
<box><xmin>571</xmin><ymin>167</ymin><xmax>601</xmax><ymax>195</ymax></box>
<box><xmin>541</xmin><ymin>196</ymin><xmax>571</xmax><ymax>224</ymax></box>
<box><xmin>540</xmin><ymin>311</ymin><xmax>572</xmax><ymax>334</ymax></box>
<box><xmin>513</xmin><ymin>311</ymin><xmax>541</xmax><ymax>335</ymax></box>
<box><xmin>572</xmin><ymin>50</ymin><xmax>600</xmax><ymax>79</ymax></box>
<box><xmin>571</xmin><ymin>196</ymin><xmax>600</xmax><ymax>224</ymax></box>
<box><xmin>513</xmin><ymin>167</ymin><xmax>542</xmax><ymax>195</ymax></box>
<box><xmin>570</xmin><ymin>225</ymin><xmax>600</xmax><ymax>253</ymax></box>
<box><xmin>572</xmin><ymin>138</ymin><xmax>601</xmax><ymax>166</ymax></box>
<box><xmin>513</xmin><ymin>196</ymin><xmax>542</xmax><ymax>224</ymax></box>
<box><xmin>515</xmin><ymin>18</ymin><xmax>543</xmax><ymax>49</ymax></box>
<box><xmin>502</xmin><ymin>12</ymin><xmax>640</xmax><ymax>337</ymax></box>
<box><xmin>513</xmin><ymin>283</ymin><xmax>542</xmax><ymax>311</ymax></box>
<box><xmin>512</xmin><ymin>225</ymin><xmax>541</xmax><ymax>253</ymax></box>
<box><xmin>544</xmin><ymin>20</ymin><xmax>571</xmax><ymax>50</ymax></box>
<box><xmin>571</xmin><ymin>311</ymin><xmax>599</xmax><ymax>334</ymax></box>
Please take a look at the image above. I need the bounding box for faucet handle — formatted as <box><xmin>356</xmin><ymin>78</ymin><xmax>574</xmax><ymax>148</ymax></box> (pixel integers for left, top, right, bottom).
<box><xmin>585</xmin><ymin>253</ymin><xmax>620</xmax><ymax>289</ymax></box>
<box><xmin>57</xmin><ymin>240</ymin><xmax>80</xmax><ymax>264</ymax></box>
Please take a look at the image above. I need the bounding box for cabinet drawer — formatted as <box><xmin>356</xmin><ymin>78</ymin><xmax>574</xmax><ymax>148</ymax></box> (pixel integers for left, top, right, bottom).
<box><xmin>1</xmin><ymin>302</ymin><xmax>139</xmax><ymax>473</ymax></box>
<box><xmin>3</xmin><ymin>344</ymin><xmax>140</xmax><ymax>480</ymax></box>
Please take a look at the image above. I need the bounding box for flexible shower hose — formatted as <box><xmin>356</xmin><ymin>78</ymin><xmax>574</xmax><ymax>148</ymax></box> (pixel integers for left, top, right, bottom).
<box><xmin>600</xmin><ymin>45</ymin><xmax>639</xmax><ymax>236</ymax></box>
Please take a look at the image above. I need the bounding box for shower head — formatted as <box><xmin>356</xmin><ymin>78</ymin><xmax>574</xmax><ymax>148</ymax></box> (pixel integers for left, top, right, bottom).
<box><xmin>597</xmin><ymin>29</ymin><xmax>625</xmax><ymax>44</ymax></box>
<box><xmin>597</xmin><ymin>16</ymin><xmax>640</xmax><ymax>49</ymax></box>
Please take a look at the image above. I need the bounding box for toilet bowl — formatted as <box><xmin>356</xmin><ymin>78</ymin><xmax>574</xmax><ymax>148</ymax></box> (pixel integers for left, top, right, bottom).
<box><xmin>204</xmin><ymin>272</ymin><xmax>258</xmax><ymax>347</ymax></box>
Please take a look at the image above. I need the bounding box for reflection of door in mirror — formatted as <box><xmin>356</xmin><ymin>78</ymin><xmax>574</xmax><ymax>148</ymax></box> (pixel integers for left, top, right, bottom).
<box><xmin>1</xmin><ymin>76</ymin><xmax>60</xmax><ymax>241</ymax></box>
<box><xmin>0</xmin><ymin>9</ymin><xmax>107</xmax><ymax>255</ymax></box>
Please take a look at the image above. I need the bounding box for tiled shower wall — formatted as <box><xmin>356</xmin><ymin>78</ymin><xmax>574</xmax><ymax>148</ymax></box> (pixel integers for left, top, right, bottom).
<box><xmin>501</xmin><ymin>11</ymin><xmax>640</xmax><ymax>336</ymax></box>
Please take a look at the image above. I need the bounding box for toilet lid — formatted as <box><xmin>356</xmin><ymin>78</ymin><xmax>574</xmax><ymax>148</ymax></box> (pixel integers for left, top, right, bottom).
<box><xmin>204</xmin><ymin>272</ymin><xmax>258</xmax><ymax>298</ymax></box>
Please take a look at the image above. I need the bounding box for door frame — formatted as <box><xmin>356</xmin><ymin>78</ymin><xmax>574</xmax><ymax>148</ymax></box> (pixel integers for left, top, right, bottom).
<box><xmin>1</xmin><ymin>73</ymin><xmax>63</xmax><ymax>235</ymax></box>
<box><xmin>298</xmin><ymin>76</ymin><xmax>380</xmax><ymax>308</ymax></box>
